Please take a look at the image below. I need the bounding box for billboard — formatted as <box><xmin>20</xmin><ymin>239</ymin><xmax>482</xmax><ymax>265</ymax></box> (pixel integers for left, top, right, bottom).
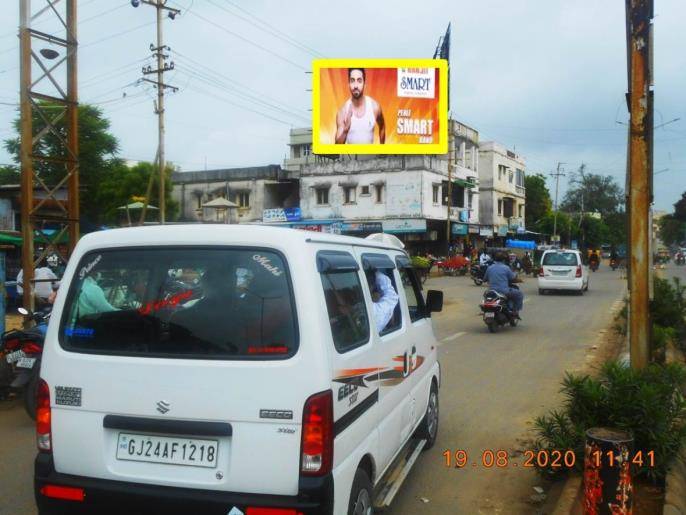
<box><xmin>313</xmin><ymin>59</ymin><xmax>448</xmax><ymax>155</ymax></box>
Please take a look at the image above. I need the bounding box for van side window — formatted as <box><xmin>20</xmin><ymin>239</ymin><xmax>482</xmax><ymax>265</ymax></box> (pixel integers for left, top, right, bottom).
<box><xmin>320</xmin><ymin>270</ymin><xmax>370</xmax><ymax>353</ymax></box>
<box><xmin>398</xmin><ymin>267</ymin><xmax>426</xmax><ymax>322</ymax></box>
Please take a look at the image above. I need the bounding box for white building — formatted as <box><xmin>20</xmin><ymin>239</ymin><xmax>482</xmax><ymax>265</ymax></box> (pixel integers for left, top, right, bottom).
<box><xmin>281</xmin><ymin>120</ymin><xmax>481</xmax><ymax>251</ymax></box>
<box><xmin>478</xmin><ymin>141</ymin><xmax>526</xmax><ymax>239</ymax></box>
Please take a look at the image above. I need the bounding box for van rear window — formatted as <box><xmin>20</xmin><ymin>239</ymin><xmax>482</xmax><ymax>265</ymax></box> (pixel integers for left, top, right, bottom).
<box><xmin>60</xmin><ymin>248</ymin><xmax>298</xmax><ymax>359</ymax></box>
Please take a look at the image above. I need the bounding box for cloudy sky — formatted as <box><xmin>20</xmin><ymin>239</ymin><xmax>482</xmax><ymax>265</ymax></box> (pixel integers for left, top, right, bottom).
<box><xmin>0</xmin><ymin>0</ymin><xmax>684</xmax><ymax>210</ymax></box>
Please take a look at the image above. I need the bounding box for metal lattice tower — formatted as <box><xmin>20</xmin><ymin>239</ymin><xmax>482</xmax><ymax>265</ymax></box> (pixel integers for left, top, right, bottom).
<box><xmin>19</xmin><ymin>0</ymin><xmax>79</xmax><ymax>310</ymax></box>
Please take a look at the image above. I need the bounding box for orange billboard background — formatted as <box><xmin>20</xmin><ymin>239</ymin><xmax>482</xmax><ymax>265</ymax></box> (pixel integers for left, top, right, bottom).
<box><xmin>318</xmin><ymin>67</ymin><xmax>441</xmax><ymax>146</ymax></box>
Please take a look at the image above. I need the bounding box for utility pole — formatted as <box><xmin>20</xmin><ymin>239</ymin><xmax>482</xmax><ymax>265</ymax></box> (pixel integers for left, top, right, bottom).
<box><xmin>19</xmin><ymin>0</ymin><xmax>80</xmax><ymax>311</ymax></box>
<box><xmin>550</xmin><ymin>163</ymin><xmax>566</xmax><ymax>243</ymax></box>
<box><xmin>445</xmin><ymin>120</ymin><xmax>454</xmax><ymax>255</ymax></box>
<box><xmin>625</xmin><ymin>0</ymin><xmax>653</xmax><ymax>369</ymax></box>
<box><xmin>133</xmin><ymin>0</ymin><xmax>179</xmax><ymax>224</ymax></box>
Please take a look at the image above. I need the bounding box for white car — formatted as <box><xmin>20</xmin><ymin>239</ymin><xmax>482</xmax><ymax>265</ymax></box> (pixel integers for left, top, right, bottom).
<box><xmin>538</xmin><ymin>249</ymin><xmax>589</xmax><ymax>295</ymax></box>
<box><xmin>34</xmin><ymin>225</ymin><xmax>443</xmax><ymax>515</ymax></box>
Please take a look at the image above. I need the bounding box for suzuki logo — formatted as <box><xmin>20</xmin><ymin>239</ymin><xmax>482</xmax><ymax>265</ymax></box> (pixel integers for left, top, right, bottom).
<box><xmin>156</xmin><ymin>400</ymin><xmax>170</xmax><ymax>414</ymax></box>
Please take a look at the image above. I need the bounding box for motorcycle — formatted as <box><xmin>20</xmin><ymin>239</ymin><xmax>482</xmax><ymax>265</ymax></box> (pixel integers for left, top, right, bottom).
<box><xmin>0</xmin><ymin>306</ymin><xmax>50</xmax><ymax>419</ymax></box>
<box><xmin>480</xmin><ymin>285</ymin><xmax>520</xmax><ymax>333</ymax></box>
<box><xmin>610</xmin><ymin>258</ymin><xmax>619</xmax><ymax>270</ymax></box>
<box><xmin>590</xmin><ymin>260</ymin><xmax>599</xmax><ymax>272</ymax></box>
<box><xmin>470</xmin><ymin>262</ymin><xmax>489</xmax><ymax>286</ymax></box>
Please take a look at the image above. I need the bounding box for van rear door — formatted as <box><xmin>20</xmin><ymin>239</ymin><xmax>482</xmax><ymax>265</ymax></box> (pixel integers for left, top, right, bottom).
<box><xmin>46</xmin><ymin>247</ymin><xmax>305</xmax><ymax>495</ymax></box>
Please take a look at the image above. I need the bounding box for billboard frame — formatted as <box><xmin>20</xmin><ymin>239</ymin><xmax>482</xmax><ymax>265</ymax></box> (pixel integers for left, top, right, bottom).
<box><xmin>312</xmin><ymin>58</ymin><xmax>448</xmax><ymax>155</ymax></box>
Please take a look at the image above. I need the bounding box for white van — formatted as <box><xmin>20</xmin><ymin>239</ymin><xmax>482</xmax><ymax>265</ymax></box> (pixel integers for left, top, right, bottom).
<box><xmin>34</xmin><ymin>225</ymin><xmax>443</xmax><ymax>515</ymax></box>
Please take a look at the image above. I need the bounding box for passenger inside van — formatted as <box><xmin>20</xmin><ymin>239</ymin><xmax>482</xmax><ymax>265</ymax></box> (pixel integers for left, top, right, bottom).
<box><xmin>369</xmin><ymin>270</ymin><xmax>399</xmax><ymax>333</ymax></box>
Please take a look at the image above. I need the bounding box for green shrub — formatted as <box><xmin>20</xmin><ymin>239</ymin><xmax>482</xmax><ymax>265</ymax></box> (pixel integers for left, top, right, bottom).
<box><xmin>532</xmin><ymin>361</ymin><xmax>686</xmax><ymax>484</ymax></box>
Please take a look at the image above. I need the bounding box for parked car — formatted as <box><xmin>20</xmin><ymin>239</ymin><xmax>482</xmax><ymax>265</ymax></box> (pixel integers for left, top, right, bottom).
<box><xmin>34</xmin><ymin>225</ymin><xmax>443</xmax><ymax>515</ymax></box>
<box><xmin>538</xmin><ymin>249</ymin><xmax>589</xmax><ymax>295</ymax></box>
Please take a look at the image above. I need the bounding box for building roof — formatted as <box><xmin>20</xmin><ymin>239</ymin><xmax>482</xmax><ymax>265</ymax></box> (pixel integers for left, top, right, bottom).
<box><xmin>172</xmin><ymin>165</ymin><xmax>282</xmax><ymax>184</ymax></box>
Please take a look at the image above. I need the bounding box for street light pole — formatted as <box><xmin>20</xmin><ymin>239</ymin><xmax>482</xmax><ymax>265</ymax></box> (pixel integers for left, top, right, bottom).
<box><xmin>550</xmin><ymin>163</ymin><xmax>565</xmax><ymax>243</ymax></box>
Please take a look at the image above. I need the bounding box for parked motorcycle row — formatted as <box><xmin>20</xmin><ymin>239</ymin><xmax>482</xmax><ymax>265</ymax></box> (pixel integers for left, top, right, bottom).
<box><xmin>0</xmin><ymin>306</ymin><xmax>49</xmax><ymax>419</ymax></box>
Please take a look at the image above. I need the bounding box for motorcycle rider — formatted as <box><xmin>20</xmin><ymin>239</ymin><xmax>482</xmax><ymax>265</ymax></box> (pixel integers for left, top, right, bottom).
<box><xmin>484</xmin><ymin>252</ymin><xmax>524</xmax><ymax>317</ymax></box>
<box><xmin>589</xmin><ymin>250</ymin><xmax>600</xmax><ymax>269</ymax></box>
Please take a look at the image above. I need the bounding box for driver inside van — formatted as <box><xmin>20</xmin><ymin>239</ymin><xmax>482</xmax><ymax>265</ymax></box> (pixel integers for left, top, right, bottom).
<box><xmin>370</xmin><ymin>270</ymin><xmax>399</xmax><ymax>333</ymax></box>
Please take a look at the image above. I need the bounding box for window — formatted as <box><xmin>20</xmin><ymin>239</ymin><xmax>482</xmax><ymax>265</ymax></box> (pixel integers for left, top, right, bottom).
<box><xmin>519</xmin><ymin>204</ymin><xmax>524</xmax><ymax>217</ymax></box>
<box><xmin>316</xmin><ymin>187</ymin><xmax>329</xmax><ymax>205</ymax></box>
<box><xmin>236</xmin><ymin>192</ymin><xmax>250</xmax><ymax>208</ymax></box>
<box><xmin>196</xmin><ymin>196</ymin><xmax>202</xmax><ymax>209</ymax></box>
<box><xmin>432</xmin><ymin>185</ymin><xmax>440</xmax><ymax>204</ymax></box>
<box><xmin>343</xmin><ymin>186</ymin><xmax>356</xmax><ymax>204</ymax></box>
<box><xmin>498</xmin><ymin>199</ymin><xmax>503</xmax><ymax>216</ymax></box>
<box><xmin>498</xmin><ymin>165</ymin><xmax>507</xmax><ymax>181</ymax></box>
<box><xmin>320</xmin><ymin>269</ymin><xmax>370</xmax><ymax>353</ymax></box>
<box><xmin>508</xmin><ymin>171</ymin><xmax>514</xmax><ymax>184</ymax></box>
<box><xmin>375</xmin><ymin>184</ymin><xmax>384</xmax><ymax>203</ymax></box>
<box><xmin>361</xmin><ymin>185</ymin><xmax>370</xmax><ymax>196</ymax></box>
<box><xmin>303</xmin><ymin>144</ymin><xmax>312</xmax><ymax>157</ymax></box>
<box><xmin>516</xmin><ymin>168</ymin><xmax>525</xmax><ymax>187</ymax></box>
<box><xmin>60</xmin><ymin>248</ymin><xmax>298</xmax><ymax>360</ymax></box>
<box><xmin>399</xmin><ymin>267</ymin><xmax>425</xmax><ymax>322</ymax></box>
<box><xmin>468</xmin><ymin>191</ymin><xmax>473</xmax><ymax>209</ymax></box>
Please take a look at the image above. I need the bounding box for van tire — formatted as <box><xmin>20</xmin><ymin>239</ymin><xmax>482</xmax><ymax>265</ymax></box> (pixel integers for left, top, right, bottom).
<box><xmin>415</xmin><ymin>382</ymin><xmax>439</xmax><ymax>450</ymax></box>
<box><xmin>348</xmin><ymin>468</ymin><xmax>374</xmax><ymax>515</ymax></box>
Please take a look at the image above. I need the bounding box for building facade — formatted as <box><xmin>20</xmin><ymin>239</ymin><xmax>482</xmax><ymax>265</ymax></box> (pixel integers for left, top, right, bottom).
<box><xmin>278</xmin><ymin>120</ymin><xmax>481</xmax><ymax>252</ymax></box>
<box><xmin>478</xmin><ymin>141</ymin><xmax>526</xmax><ymax>240</ymax></box>
<box><xmin>171</xmin><ymin>166</ymin><xmax>299</xmax><ymax>224</ymax></box>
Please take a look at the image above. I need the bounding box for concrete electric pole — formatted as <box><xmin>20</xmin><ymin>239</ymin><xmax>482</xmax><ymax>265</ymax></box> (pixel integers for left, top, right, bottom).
<box><xmin>132</xmin><ymin>0</ymin><xmax>179</xmax><ymax>224</ymax></box>
<box><xmin>625</xmin><ymin>0</ymin><xmax>654</xmax><ymax>369</ymax></box>
<box><xmin>550</xmin><ymin>163</ymin><xmax>566</xmax><ymax>243</ymax></box>
<box><xmin>446</xmin><ymin>120</ymin><xmax>454</xmax><ymax>255</ymax></box>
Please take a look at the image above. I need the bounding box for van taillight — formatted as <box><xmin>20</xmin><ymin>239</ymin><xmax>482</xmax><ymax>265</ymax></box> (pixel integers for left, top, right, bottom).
<box><xmin>36</xmin><ymin>379</ymin><xmax>52</xmax><ymax>452</ymax></box>
<box><xmin>300</xmin><ymin>390</ymin><xmax>333</xmax><ymax>476</ymax></box>
<box><xmin>538</xmin><ymin>267</ymin><xmax>544</xmax><ymax>277</ymax></box>
<box><xmin>576</xmin><ymin>266</ymin><xmax>582</xmax><ymax>278</ymax></box>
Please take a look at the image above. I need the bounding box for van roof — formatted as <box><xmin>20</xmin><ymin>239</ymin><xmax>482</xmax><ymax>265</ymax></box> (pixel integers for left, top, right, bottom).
<box><xmin>77</xmin><ymin>224</ymin><xmax>407</xmax><ymax>253</ymax></box>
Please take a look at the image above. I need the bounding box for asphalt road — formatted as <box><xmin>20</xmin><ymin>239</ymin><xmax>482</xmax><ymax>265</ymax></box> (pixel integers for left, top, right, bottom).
<box><xmin>388</xmin><ymin>264</ymin><xmax>626</xmax><ymax>514</ymax></box>
<box><xmin>0</xmin><ymin>265</ymin><xmax>626</xmax><ymax>515</ymax></box>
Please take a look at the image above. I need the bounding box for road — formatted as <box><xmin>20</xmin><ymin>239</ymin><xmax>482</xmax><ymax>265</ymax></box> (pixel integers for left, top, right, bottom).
<box><xmin>0</xmin><ymin>265</ymin><xmax>626</xmax><ymax>515</ymax></box>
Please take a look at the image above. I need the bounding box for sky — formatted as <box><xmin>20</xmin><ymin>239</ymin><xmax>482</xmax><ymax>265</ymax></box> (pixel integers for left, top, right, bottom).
<box><xmin>0</xmin><ymin>0</ymin><xmax>684</xmax><ymax>211</ymax></box>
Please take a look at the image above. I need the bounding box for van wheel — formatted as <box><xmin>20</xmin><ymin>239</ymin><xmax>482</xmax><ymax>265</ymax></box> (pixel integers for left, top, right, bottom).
<box><xmin>348</xmin><ymin>468</ymin><xmax>374</xmax><ymax>515</ymax></box>
<box><xmin>415</xmin><ymin>383</ymin><xmax>439</xmax><ymax>449</ymax></box>
<box><xmin>487</xmin><ymin>322</ymin><xmax>497</xmax><ymax>333</ymax></box>
<box><xmin>538</xmin><ymin>288</ymin><xmax>545</xmax><ymax>295</ymax></box>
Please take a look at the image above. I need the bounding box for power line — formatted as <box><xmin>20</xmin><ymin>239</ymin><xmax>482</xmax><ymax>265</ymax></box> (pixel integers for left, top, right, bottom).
<box><xmin>172</xmin><ymin>55</ymin><xmax>309</xmax><ymax>122</ymax></box>
<box><xmin>205</xmin><ymin>0</ymin><xmax>325</xmax><ymax>58</ymax></box>
<box><xmin>187</xmin><ymin>9</ymin><xmax>309</xmax><ymax>71</ymax></box>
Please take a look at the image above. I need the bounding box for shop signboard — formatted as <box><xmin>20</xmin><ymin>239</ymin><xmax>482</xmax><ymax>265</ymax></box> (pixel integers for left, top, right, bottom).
<box><xmin>340</xmin><ymin>222</ymin><xmax>383</xmax><ymax>233</ymax></box>
<box><xmin>262</xmin><ymin>207</ymin><xmax>302</xmax><ymax>223</ymax></box>
<box><xmin>479</xmin><ymin>227</ymin><xmax>494</xmax><ymax>237</ymax></box>
<box><xmin>451</xmin><ymin>223</ymin><xmax>468</xmax><ymax>235</ymax></box>
<box><xmin>382</xmin><ymin>219</ymin><xmax>427</xmax><ymax>233</ymax></box>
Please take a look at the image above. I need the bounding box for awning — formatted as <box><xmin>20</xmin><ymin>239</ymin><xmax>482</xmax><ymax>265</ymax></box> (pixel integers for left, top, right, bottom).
<box><xmin>452</xmin><ymin>178</ymin><xmax>476</xmax><ymax>189</ymax></box>
<box><xmin>0</xmin><ymin>230</ymin><xmax>69</xmax><ymax>247</ymax></box>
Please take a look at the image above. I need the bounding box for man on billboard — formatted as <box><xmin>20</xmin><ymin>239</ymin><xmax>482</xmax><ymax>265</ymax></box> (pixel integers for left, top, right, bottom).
<box><xmin>335</xmin><ymin>68</ymin><xmax>385</xmax><ymax>144</ymax></box>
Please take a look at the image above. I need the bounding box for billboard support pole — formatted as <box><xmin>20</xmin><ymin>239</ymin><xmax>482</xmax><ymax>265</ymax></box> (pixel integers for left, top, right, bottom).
<box><xmin>445</xmin><ymin>120</ymin><xmax>453</xmax><ymax>255</ymax></box>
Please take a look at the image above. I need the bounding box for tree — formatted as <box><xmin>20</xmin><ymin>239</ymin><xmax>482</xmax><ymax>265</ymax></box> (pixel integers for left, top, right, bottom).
<box><xmin>659</xmin><ymin>214</ymin><xmax>685</xmax><ymax>247</ymax></box>
<box><xmin>574</xmin><ymin>214</ymin><xmax>610</xmax><ymax>249</ymax></box>
<box><xmin>524</xmin><ymin>173</ymin><xmax>552</xmax><ymax>229</ymax></box>
<box><xmin>560</xmin><ymin>165</ymin><xmax>624</xmax><ymax>217</ymax></box>
<box><xmin>673</xmin><ymin>192</ymin><xmax>686</xmax><ymax>222</ymax></box>
<box><xmin>96</xmin><ymin>160</ymin><xmax>179</xmax><ymax>224</ymax></box>
<box><xmin>4</xmin><ymin>102</ymin><xmax>119</xmax><ymax>223</ymax></box>
<box><xmin>536</xmin><ymin>211</ymin><xmax>572</xmax><ymax>244</ymax></box>
<box><xmin>0</xmin><ymin>164</ymin><xmax>19</xmax><ymax>185</ymax></box>
<box><xmin>604</xmin><ymin>211</ymin><xmax>627</xmax><ymax>247</ymax></box>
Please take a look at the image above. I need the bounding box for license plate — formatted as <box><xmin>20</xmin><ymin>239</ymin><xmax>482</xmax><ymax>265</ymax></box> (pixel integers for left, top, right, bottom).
<box><xmin>552</xmin><ymin>270</ymin><xmax>569</xmax><ymax>276</ymax></box>
<box><xmin>484</xmin><ymin>312</ymin><xmax>495</xmax><ymax>318</ymax></box>
<box><xmin>116</xmin><ymin>433</ymin><xmax>219</xmax><ymax>468</ymax></box>
<box><xmin>5</xmin><ymin>350</ymin><xmax>25</xmax><ymax>363</ymax></box>
<box><xmin>16</xmin><ymin>357</ymin><xmax>36</xmax><ymax>369</ymax></box>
